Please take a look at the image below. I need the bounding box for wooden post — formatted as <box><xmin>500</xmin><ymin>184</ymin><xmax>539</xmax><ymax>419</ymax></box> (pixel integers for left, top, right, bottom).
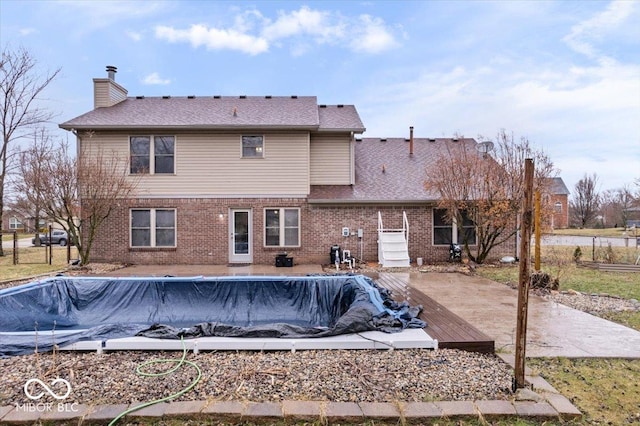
<box><xmin>514</xmin><ymin>158</ymin><xmax>534</xmax><ymax>390</ymax></box>
<box><xmin>534</xmin><ymin>190</ymin><xmax>541</xmax><ymax>271</ymax></box>
<box><xmin>13</xmin><ymin>231</ymin><xmax>18</xmax><ymax>265</ymax></box>
<box><xmin>48</xmin><ymin>225</ymin><xmax>52</xmax><ymax>265</ymax></box>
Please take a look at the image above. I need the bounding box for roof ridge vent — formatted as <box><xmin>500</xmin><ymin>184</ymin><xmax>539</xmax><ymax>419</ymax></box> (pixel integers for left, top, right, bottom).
<box><xmin>265</xmin><ymin>95</ymin><xmax>272</xmax><ymax>99</ymax></box>
<box><xmin>337</xmin><ymin>104</ymin><xmax>344</xmax><ymax>108</ymax></box>
<box><xmin>213</xmin><ymin>95</ymin><xmax>221</xmax><ymax>99</ymax></box>
<box><xmin>291</xmin><ymin>95</ymin><xmax>298</xmax><ymax>99</ymax></box>
<box><xmin>319</xmin><ymin>104</ymin><xmax>327</xmax><ymax>108</ymax></box>
<box><xmin>452</xmin><ymin>137</ymin><xmax>459</xmax><ymax>142</ymax></box>
<box><xmin>428</xmin><ymin>138</ymin><xmax>436</xmax><ymax>142</ymax></box>
<box><xmin>380</xmin><ymin>138</ymin><xmax>387</xmax><ymax>142</ymax></box>
<box><xmin>162</xmin><ymin>95</ymin><xmax>171</xmax><ymax>99</ymax></box>
<box><xmin>239</xmin><ymin>95</ymin><xmax>247</xmax><ymax>99</ymax></box>
<box><xmin>135</xmin><ymin>96</ymin><xmax>145</xmax><ymax>99</ymax></box>
<box><xmin>187</xmin><ymin>95</ymin><xmax>195</xmax><ymax>99</ymax></box>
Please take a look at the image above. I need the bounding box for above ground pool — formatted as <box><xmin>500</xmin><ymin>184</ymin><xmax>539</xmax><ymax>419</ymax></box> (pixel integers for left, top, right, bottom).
<box><xmin>0</xmin><ymin>274</ymin><xmax>426</xmax><ymax>356</ymax></box>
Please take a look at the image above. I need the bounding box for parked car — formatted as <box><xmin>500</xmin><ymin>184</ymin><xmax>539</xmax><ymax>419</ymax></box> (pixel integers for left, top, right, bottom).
<box><xmin>32</xmin><ymin>230</ymin><xmax>71</xmax><ymax>246</ymax></box>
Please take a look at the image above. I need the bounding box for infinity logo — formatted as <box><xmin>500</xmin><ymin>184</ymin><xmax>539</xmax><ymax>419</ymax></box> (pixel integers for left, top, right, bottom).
<box><xmin>24</xmin><ymin>378</ymin><xmax>72</xmax><ymax>400</ymax></box>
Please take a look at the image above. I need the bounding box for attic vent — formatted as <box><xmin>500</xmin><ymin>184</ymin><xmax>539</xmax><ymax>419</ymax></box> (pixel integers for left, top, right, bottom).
<box><xmin>291</xmin><ymin>95</ymin><xmax>298</xmax><ymax>99</ymax></box>
<box><xmin>162</xmin><ymin>95</ymin><xmax>171</xmax><ymax>99</ymax></box>
<box><xmin>239</xmin><ymin>95</ymin><xmax>247</xmax><ymax>99</ymax></box>
<box><xmin>428</xmin><ymin>138</ymin><xmax>436</xmax><ymax>142</ymax></box>
<box><xmin>213</xmin><ymin>95</ymin><xmax>221</xmax><ymax>99</ymax></box>
<box><xmin>319</xmin><ymin>105</ymin><xmax>327</xmax><ymax>108</ymax></box>
<box><xmin>187</xmin><ymin>95</ymin><xmax>195</xmax><ymax>99</ymax></box>
<box><xmin>337</xmin><ymin>104</ymin><xmax>344</xmax><ymax>108</ymax></box>
<box><xmin>355</xmin><ymin>136</ymin><xmax>362</xmax><ymax>141</ymax></box>
<box><xmin>380</xmin><ymin>138</ymin><xmax>387</xmax><ymax>142</ymax></box>
<box><xmin>404</xmin><ymin>138</ymin><xmax>410</xmax><ymax>142</ymax></box>
<box><xmin>452</xmin><ymin>138</ymin><xmax>459</xmax><ymax>142</ymax></box>
<box><xmin>265</xmin><ymin>95</ymin><xmax>272</xmax><ymax>99</ymax></box>
<box><xmin>135</xmin><ymin>96</ymin><xmax>145</xmax><ymax>99</ymax></box>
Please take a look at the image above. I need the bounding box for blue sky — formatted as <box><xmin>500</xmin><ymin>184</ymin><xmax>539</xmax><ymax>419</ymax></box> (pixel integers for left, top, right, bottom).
<box><xmin>2</xmin><ymin>0</ymin><xmax>639</xmax><ymax>193</ymax></box>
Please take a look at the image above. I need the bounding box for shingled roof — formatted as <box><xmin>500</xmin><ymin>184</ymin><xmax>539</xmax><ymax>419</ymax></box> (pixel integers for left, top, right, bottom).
<box><xmin>546</xmin><ymin>177</ymin><xmax>570</xmax><ymax>195</ymax></box>
<box><xmin>59</xmin><ymin>96</ymin><xmax>365</xmax><ymax>132</ymax></box>
<box><xmin>309</xmin><ymin>137</ymin><xmax>480</xmax><ymax>204</ymax></box>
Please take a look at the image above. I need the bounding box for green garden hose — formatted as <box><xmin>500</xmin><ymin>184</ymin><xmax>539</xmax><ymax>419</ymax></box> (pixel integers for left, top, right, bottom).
<box><xmin>108</xmin><ymin>336</ymin><xmax>202</xmax><ymax>425</ymax></box>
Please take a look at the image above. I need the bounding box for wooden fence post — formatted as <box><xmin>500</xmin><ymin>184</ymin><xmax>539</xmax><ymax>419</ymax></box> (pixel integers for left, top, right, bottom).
<box><xmin>514</xmin><ymin>158</ymin><xmax>534</xmax><ymax>390</ymax></box>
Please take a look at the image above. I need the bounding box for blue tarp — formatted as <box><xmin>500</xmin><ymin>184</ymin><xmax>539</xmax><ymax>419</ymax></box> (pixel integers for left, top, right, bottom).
<box><xmin>0</xmin><ymin>274</ymin><xmax>425</xmax><ymax>356</ymax></box>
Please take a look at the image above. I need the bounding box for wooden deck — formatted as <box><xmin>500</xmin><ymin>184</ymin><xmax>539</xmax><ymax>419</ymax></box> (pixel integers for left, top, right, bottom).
<box><xmin>370</xmin><ymin>272</ymin><xmax>495</xmax><ymax>353</ymax></box>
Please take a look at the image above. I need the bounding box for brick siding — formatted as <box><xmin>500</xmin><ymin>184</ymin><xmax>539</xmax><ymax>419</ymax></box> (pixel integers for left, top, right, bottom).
<box><xmin>88</xmin><ymin>198</ymin><xmax>515</xmax><ymax>265</ymax></box>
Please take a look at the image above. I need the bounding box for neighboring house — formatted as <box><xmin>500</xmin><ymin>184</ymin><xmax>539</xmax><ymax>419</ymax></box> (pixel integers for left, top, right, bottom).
<box><xmin>544</xmin><ymin>177</ymin><xmax>570</xmax><ymax>229</ymax></box>
<box><xmin>59</xmin><ymin>66</ymin><xmax>514</xmax><ymax>266</ymax></box>
<box><xmin>1</xmin><ymin>211</ymin><xmax>25</xmax><ymax>232</ymax></box>
<box><xmin>1</xmin><ymin>211</ymin><xmax>53</xmax><ymax>234</ymax></box>
<box><xmin>1</xmin><ymin>210</ymin><xmax>45</xmax><ymax>233</ymax></box>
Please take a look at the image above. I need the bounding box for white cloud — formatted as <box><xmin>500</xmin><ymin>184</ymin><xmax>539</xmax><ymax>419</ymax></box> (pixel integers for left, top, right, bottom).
<box><xmin>349</xmin><ymin>15</ymin><xmax>399</xmax><ymax>54</ymax></box>
<box><xmin>19</xmin><ymin>27</ymin><xmax>36</xmax><ymax>36</ymax></box>
<box><xmin>125</xmin><ymin>30</ymin><xmax>142</xmax><ymax>41</ymax></box>
<box><xmin>261</xmin><ymin>6</ymin><xmax>344</xmax><ymax>43</ymax></box>
<box><xmin>155</xmin><ymin>24</ymin><xmax>269</xmax><ymax>55</ymax></box>
<box><xmin>563</xmin><ymin>0</ymin><xmax>636</xmax><ymax>61</ymax></box>
<box><xmin>142</xmin><ymin>72</ymin><xmax>171</xmax><ymax>85</ymax></box>
<box><xmin>153</xmin><ymin>6</ymin><xmax>397</xmax><ymax>56</ymax></box>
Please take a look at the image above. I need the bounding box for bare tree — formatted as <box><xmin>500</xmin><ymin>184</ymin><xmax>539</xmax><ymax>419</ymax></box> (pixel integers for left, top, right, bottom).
<box><xmin>424</xmin><ymin>129</ymin><xmax>556</xmax><ymax>264</ymax></box>
<box><xmin>601</xmin><ymin>185</ymin><xmax>635</xmax><ymax>228</ymax></box>
<box><xmin>14</xmin><ymin>128</ymin><xmax>55</xmax><ymax>245</ymax></box>
<box><xmin>0</xmin><ymin>46</ymin><xmax>60</xmax><ymax>256</ymax></box>
<box><xmin>39</xmin><ymin>140</ymin><xmax>138</xmax><ymax>265</ymax></box>
<box><xmin>570</xmin><ymin>173</ymin><xmax>601</xmax><ymax>228</ymax></box>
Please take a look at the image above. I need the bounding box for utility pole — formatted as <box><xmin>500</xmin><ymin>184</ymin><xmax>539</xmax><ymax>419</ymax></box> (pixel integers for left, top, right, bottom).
<box><xmin>514</xmin><ymin>158</ymin><xmax>534</xmax><ymax>390</ymax></box>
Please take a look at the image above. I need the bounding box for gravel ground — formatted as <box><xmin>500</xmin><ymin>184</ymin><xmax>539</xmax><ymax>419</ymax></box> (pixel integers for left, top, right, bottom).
<box><xmin>0</xmin><ymin>348</ymin><xmax>513</xmax><ymax>406</ymax></box>
<box><xmin>541</xmin><ymin>290</ymin><xmax>640</xmax><ymax>314</ymax></box>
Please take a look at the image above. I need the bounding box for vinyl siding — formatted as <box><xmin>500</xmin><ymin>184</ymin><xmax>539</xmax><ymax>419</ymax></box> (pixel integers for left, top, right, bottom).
<box><xmin>309</xmin><ymin>134</ymin><xmax>352</xmax><ymax>185</ymax></box>
<box><xmin>93</xmin><ymin>79</ymin><xmax>127</xmax><ymax>108</ymax></box>
<box><xmin>80</xmin><ymin>131</ymin><xmax>310</xmax><ymax>196</ymax></box>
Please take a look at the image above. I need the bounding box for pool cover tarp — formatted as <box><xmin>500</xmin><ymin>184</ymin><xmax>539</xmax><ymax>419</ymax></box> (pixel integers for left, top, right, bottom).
<box><xmin>0</xmin><ymin>274</ymin><xmax>425</xmax><ymax>356</ymax></box>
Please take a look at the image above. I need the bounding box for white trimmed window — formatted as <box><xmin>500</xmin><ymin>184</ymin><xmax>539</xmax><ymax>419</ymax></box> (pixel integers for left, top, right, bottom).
<box><xmin>9</xmin><ymin>217</ymin><xmax>23</xmax><ymax>230</ymax></box>
<box><xmin>130</xmin><ymin>136</ymin><xmax>175</xmax><ymax>174</ymax></box>
<box><xmin>130</xmin><ymin>208</ymin><xmax>176</xmax><ymax>247</ymax></box>
<box><xmin>242</xmin><ymin>135</ymin><xmax>264</xmax><ymax>158</ymax></box>
<box><xmin>554</xmin><ymin>202</ymin><xmax>563</xmax><ymax>212</ymax></box>
<box><xmin>433</xmin><ymin>208</ymin><xmax>477</xmax><ymax>246</ymax></box>
<box><xmin>265</xmin><ymin>208</ymin><xmax>299</xmax><ymax>247</ymax></box>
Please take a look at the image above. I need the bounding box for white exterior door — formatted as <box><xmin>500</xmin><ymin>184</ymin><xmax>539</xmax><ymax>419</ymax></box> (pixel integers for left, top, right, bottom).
<box><xmin>229</xmin><ymin>209</ymin><xmax>252</xmax><ymax>263</ymax></box>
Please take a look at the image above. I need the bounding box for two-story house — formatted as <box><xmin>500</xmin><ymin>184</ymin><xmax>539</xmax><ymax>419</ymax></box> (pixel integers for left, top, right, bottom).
<box><xmin>546</xmin><ymin>177</ymin><xmax>570</xmax><ymax>230</ymax></box>
<box><xmin>60</xmin><ymin>66</ymin><xmax>513</xmax><ymax>266</ymax></box>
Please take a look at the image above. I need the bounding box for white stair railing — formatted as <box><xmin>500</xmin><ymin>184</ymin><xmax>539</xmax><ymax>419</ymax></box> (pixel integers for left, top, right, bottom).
<box><xmin>378</xmin><ymin>211</ymin><xmax>410</xmax><ymax>266</ymax></box>
<box><xmin>378</xmin><ymin>211</ymin><xmax>384</xmax><ymax>264</ymax></box>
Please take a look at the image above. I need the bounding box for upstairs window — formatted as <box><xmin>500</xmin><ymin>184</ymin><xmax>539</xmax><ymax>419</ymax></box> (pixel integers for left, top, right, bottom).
<box><xmin>130</xmin><ymin>136</ymin><xmax>175</xmax><ymax>174</ymax></box>
<box><xmin>242</xmin><ymin>136</ymin><xmax>264</xmax><ymax>158</ymax></box>
<box><xmin>555</xmin><ymin>201</ymin><xmax>563</xmax><ymax>212</ymax></box>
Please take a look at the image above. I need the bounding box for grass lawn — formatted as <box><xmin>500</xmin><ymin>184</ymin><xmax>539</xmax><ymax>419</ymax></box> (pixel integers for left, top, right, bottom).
<box><xmin>529</xmin><ymin>358</ymin><xmax>640</xmax><ymax>425</ymax></box>
<box><xmin>0</xmin><ymin>246</ymin><xmax>77</xmax><ymax>282</ymax></box>
<box><xmin>552</xmin><ymin>227</ymin><xmax>640</xmax><ymax>238</ymax></box>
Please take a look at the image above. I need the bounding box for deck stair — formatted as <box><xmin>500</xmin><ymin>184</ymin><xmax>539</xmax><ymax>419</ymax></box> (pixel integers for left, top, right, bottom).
<box><xmin>378</xmin><ymin>211</ymin><xmax>410</xmax><ymax>268</ymax></box>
